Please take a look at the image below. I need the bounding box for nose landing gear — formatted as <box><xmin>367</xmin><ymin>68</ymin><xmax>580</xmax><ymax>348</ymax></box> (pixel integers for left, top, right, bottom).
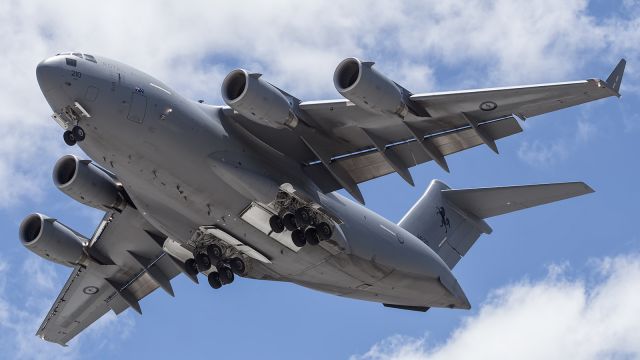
<box><xmin>62</xmin><ymin>126</ymin><xmax>86</xmax><ymax>146</ymax></box>
<box><xmin>72</xmin><ymin>125</ymin><xmax>85</xmax><ymax>141</ymax></box>
<box><xmin>63</xmin><ymin>130</ymin><xmax>76</xmax><ymax>146</ymax></box>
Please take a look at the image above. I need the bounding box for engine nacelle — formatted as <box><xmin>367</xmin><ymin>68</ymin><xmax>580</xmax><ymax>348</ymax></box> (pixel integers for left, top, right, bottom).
<box><xmin>19</xmin><ymin>213</ymin><xmax>87</xmax><ymax>267</ymax></box>
<box><xmin>334</xmin><ymin>57</ymin><xmax>411</xmax><ymax>117</ymax></box>
<box><xmin>53</xmin><ymin>155</ymin><xmax>124</xmax><ymax>211</ymax></box>
<box><xmin>221</xmin><ymin>69</ymin><xmax>297</xmax><ymax>128</ymax></box>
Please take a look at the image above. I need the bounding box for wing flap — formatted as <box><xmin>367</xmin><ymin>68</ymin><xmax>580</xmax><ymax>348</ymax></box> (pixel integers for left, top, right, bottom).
<box><xmin>305</xmin><ymin>116</ymin><xmax>522</xmax><ymax>192</ymax></box>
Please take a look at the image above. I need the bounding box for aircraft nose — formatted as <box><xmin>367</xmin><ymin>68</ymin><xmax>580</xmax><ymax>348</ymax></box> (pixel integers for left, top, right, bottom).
<box><xmin>36</xmin><ymin>56</ymin><xmax>65</xmax><ymax>92</ymax></box>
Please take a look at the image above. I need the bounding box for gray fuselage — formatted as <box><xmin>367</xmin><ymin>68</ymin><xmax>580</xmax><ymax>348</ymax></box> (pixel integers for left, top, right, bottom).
<box><xmin>35</xmin><ymin>53</ymin><xmax>469</xmax><ymax>310</ymax></box>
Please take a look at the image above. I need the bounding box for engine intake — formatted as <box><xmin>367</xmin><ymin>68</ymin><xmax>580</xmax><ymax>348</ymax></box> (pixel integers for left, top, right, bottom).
<box><xmin>221</xmin><ymin>69</ymin><xmax>297</xmax><ymax>128</ymax></box>
<box><xmin>53</xmin><ymin>155</ymin><xmax>124</xmax><ymax>211</ymax></box>
<box><xmin>19</xmin><ymin>213</ymin><xmax>87</xmax><ymax>266</ymax></box>
<box><xmin>334</xmin><ymin>57</ymin><xmax>421</xmax><ymax>118</ymax></box>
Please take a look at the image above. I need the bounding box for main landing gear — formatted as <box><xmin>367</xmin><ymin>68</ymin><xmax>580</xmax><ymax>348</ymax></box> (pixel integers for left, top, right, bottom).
<box><xmin>269</xmin><ymin>206</ymin><xmax>333</xmax><ymax>248</ymax></box>
<box><xmin>186</xmin><ymin>243</ymin><xmax>247</xmax><ymax>290</ymax></box>
<box><xmin>63</xmin><ymin>125</ymin><xmax>86</xmax><ymax>146</ymax></box>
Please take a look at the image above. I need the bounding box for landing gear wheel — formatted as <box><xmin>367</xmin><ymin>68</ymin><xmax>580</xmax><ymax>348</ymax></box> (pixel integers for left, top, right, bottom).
<box><xmin>206</xmin><ymin>244</ymin><xmax>223</xmax><ymax>263</ymax></box>
<box><xmin>291</xmin><ymin>229</ymin><xmax>306</xmax><ymax>247</ymax></box>
<box><xmin>316</xmin><ymin>222</ymin><xmax>332</xmax><ymax>240</ymax></box>
<box><xmin>63</xmin><ymin>131</ymin><xmax>76</xmax><ymax>146</ymax></box>
<box><xmin>229</xmin><ymin>257</ymin><xmax>246</xmax><ymax>275</ymax></box>
<box><xmin>269</xmin><ymin>215</ymin><xmax>285</xmax><ymax>233</ymax></box>
<box><xmin>219</xmin><ymin>266</ymin><xmax>235</xmax><ymax>285</ymax></box>
<box><xmin>304</xmin><ymin>227</ymin><xmax>320</xmax><ymax>246</ymax></box>
<box><xmin>71</xmin><ymin>125</ymin><xmax>85</xmax><ymax>141</ymax></box>
<box><xmin>207</xmin><ymin>272</ymin><xmax>222</xmax><ymax>289</ymax></box>
<box><xmin>184</xmin><ymin>258</ymin><xmax>198</xmax><ymax>277</ymax></box>
<box><xmin>294</xmin><ymin>207</ymin><xmax>312</xmax><ymax>227</ymax></box>
<box><xmin>195</xmin><ymin>252</ymin><xmax>211</xmax><ymax>272</ymax></box>
<box><xmin>282</xmin><ymin>212</ymin><xmax>297</xmax><ymax>231</ymax></box>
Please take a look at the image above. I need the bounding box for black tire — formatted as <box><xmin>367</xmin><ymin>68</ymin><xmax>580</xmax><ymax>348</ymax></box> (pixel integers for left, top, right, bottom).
<box><xmin>294</xmin><ymin>207</ymin><xmax>312</xmax><ymax>227</ymax></box>
<box><xmin>207</xmin><ymin>272</ymin><xmax>222</xmax><ymax>289</ymax></box>
<box><xmin>219</xmin><ymin>266</ymin><xmax>235</xmax><ymax>285</ymax></box>
<box><xmin>316</xmin><ymin>222</ymin><xmax>332</xmax><ymax>240</ymax></box>
<box><xmin>304</xmin><ymin>227</ymin><xmax>320</xmax><ymax>246</ymax></box>
<box><xmin>282</xmin><ymin>212</ymin><xmax>297</xmax><ymax>231</ymax></box>
<box><xmin>229</xmin><ymin>257</ymin><xmax>246</xmax><ymax>275</ymax></box>
<box><xmin>71</xmin><ymin>125</ymin><xmax>85</xmax><ymax>141</ymax></box>
<box><xmin>63</xmin><ymin>130</ymin><xmax>76</xmax><ymax>146</ymax></box>
<box><xmin>269</xmin><ymin>215</ymin><xmax>285</xmax><ymax>233</ymax></box>
<box><xmin>184</xmin><ymin>258</ymin><xmax>198</xmax><ymax>277</ymax></box>
<box><xmin>195</xmin><ymin>252</ymin><xmax>211</xmax><ymax>272</ymax></box>
<box><xmin>291</xmin><ymin>229</ymin><xmax>306</xmax><ymax>247</ymax></box>
<box><xmin>206</xmin><ymin>244</ymin><xmax>223</xmax><ymax>263</ymax></box>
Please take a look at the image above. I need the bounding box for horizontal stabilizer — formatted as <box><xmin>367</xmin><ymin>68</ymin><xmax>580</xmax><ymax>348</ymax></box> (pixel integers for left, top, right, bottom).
<box><xmin>442</xmin><ymin>182</ymin><xmax>594</xmax><ymax>219</ymax></box>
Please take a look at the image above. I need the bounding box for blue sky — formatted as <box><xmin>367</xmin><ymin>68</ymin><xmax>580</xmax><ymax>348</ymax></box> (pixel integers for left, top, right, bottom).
<box><xmin>1</xmin><ymin>1</ymin><xmax>640</xmax><ymax>359</ymax></box>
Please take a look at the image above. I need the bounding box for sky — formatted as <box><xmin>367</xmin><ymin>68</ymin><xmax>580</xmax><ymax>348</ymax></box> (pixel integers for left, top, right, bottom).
<box><xmin>1</xmin><ymin>0</ymin><xmax>640</xmax><ymax>359</ymax></box>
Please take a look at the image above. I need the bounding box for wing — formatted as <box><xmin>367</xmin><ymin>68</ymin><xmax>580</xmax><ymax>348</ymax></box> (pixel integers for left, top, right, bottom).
<box><xmin>36</xmin><ymin>205</ymin><xmax>189</xmax><ymax>346</ymax></box>
<box><xmin>223</xmin><ymin>59</ymin><xmax>625</xmax><ymax>204</ymax></box>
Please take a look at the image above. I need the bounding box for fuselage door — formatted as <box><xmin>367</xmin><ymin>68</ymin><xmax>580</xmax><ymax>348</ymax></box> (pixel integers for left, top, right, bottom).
<box><xmin>127</xmin><ymin>90</ymin><xmax>147</xmax><ymax>124</ymax></box>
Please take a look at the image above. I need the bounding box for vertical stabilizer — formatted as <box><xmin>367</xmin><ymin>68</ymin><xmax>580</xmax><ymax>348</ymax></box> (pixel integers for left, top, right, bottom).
<box><xmin>399</xmin><ymin>180</ymin><xmax>593</xmax><ymax>269</ymax></box>
<box><xmin>399</xmin><ymin>180</ymin><xmax>490</xmax><ymax>269</ymax></box>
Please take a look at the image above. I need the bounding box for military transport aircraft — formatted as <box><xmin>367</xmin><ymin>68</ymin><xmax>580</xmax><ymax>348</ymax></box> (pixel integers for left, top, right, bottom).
<box><xmin>22</xmin><ymin>52</ymin><xmax>625</xmax><ymax>345</ymax></box>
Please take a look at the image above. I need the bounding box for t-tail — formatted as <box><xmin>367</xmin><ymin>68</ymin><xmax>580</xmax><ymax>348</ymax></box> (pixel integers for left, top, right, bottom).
<box><xmin>399</xmin><ymin>180</ymin><xmax>594</xmax><ymax>269</ymax></box>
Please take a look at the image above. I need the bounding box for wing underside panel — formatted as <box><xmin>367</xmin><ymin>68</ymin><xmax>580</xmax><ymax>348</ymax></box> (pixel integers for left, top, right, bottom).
<box><xmin>36</xmin><ymin>207</ymin><xmax>181</xmax><ymax>346</ymax></box>
<box><xmin>305</xmin><ymin>116</ymin><xmax>522</xmax><ymax>192</ymax></box>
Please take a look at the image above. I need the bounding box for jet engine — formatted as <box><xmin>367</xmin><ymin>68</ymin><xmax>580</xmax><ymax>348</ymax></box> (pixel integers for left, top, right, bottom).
<box><xmin>19</xmin><ymin>213</ymin><xmax>87</xmax><ymax>267</ymax></box>
<box><xmin>221</xmin><ymin>69</ymin><xmax>298</xmax><ymax>128</ymax></box>
<box><xmin>334</xmin><ymin>57</ymin><xmax>422</xmax><ymax>118</ymax></box>
<box><xmin>53</xmin><ymin>155</ymin><xmax>124</xmax><ymax>211</ymax></box>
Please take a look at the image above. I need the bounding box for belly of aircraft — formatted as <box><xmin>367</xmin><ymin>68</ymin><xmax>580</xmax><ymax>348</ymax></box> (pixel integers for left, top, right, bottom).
<box><xmin>75</xmin><ymin>104</ymin><xmax>454</xmax><ymax>308</ymax></box>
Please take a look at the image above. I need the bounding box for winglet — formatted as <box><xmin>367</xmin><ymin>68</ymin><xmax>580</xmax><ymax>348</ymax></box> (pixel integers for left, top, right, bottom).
<box><xmin>606</xmin><ymin>58</ymin><xmax>626</xmax><ymax>97</ymax></box>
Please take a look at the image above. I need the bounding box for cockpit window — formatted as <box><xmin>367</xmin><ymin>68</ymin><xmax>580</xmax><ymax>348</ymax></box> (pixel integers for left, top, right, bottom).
<box><xmin>65</xmin><ymin>58</ymin><xmax>77</xmax><ymax>67</ymax></box>
<box><xmin>84</xmin><ymin>54</ymin><xmax>97</xmax><ymax>63</ymax></box>
<box><xmin>72</xmin><ymin>52</ymin><xmax>83</xmax><ymax>59</ymax></box>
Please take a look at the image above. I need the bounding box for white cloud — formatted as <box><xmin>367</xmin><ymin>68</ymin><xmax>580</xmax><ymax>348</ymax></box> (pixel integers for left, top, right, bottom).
<box><xmin>20</xmin><ymin>256</ymin><xmax>57</xmax><ymax>292</ymax></box>
<box><xmin>576</xmin><ymin>119</ymin><xmax>596</xmax><ymax>142</ymax></box>
<box><xmin>0</xmin><ymin>257</ymin><xmax>75</xmax><ymax>359</ymax></box>
<box><xmin>353</xmin><ymin>254</ymin><xmax>640</xmax><ymax>360</ymax></box>
<box><xmin>0</xmin><ymin>0</ymin><xmax>638</xmax><ymax>208</ymax></box>
<box><xmin>0</xmin><ymin>256</ymin><xmax>134</xmax><ymax>359</ymax></box>
<box><xmin>517</xmin><ymin>114</ymin><xmax>601</xmax><ymax>167</ymax></box>
<box><xmin>517</xmin><ymin>139</ymin><xmax>569</xmax><ymax>167</ymax></box>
